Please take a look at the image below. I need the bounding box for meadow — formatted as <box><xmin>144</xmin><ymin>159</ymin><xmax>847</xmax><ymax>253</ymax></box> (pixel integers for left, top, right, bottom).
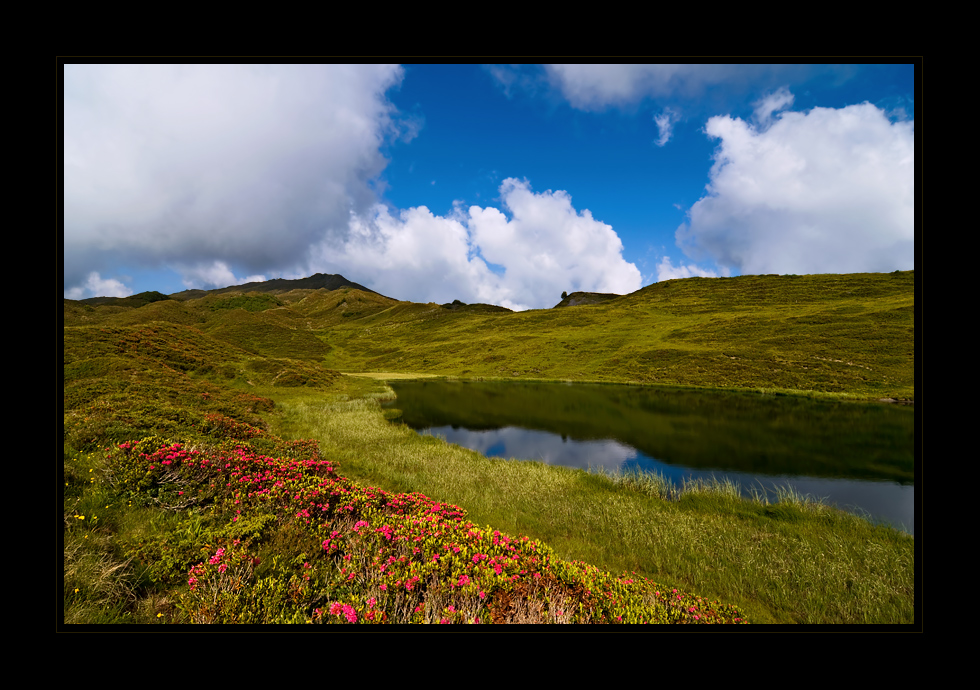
<box><xmin>62</xmin><ymin>271</ymin><xmax>915</xmax><ymax>625</ymax></box>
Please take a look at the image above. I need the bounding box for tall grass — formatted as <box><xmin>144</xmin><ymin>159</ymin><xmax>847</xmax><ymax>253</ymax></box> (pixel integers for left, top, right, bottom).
<box><xmin>269</xmin><ymin>380</ymin><xmax>914</xmax><ymax>624</ymax></box>
<box><xmin>63</xmin><ymin>536</ymin><xmax>137</xmax><ymax>624</ymax></box>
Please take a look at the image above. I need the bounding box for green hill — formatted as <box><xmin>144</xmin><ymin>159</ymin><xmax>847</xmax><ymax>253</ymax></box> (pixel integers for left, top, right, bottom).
<box><xmin>62</xmin><ymin>270</ymin><xmax>915</xmax><ymax>625</ymax></box>
<box><xmin>312</xmin><ymin>271</ymin><xmax>914</xmax><ymax>400</ymax></box>
<box><xmin>166</xmin><ymin>272</ymin><xmax>383</xmax><ymax>301</ymax></box>
<box><xmin>67</xmin><ymin>270</ymin><xmax>914</xmax><ymax>400</ymax></box>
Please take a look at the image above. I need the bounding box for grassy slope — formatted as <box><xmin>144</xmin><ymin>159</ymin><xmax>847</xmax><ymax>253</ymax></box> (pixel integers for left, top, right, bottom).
<box><xmin>63</xmin><ymin>271</ymin><xmax>915</xmax><ymax>624</ymax></box>
<box><xmin>312</xmin><ymin>272</ymin><xmax>914</xmax><ymax>399</ymax></box>
<box><xmin>68</xmin><ymin>271</ymin><xmax>914</xmax><ymax>399</ymax></box>
<box><xmin>272</xmin><ymin>380</ymin><xmax>914</xmax><ymax>624</ymax></box>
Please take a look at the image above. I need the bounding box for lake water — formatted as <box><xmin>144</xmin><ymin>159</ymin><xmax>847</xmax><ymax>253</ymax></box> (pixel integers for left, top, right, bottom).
<box><xmin>383</xmin><ymin>380</ymin><xmax>916</xmax><ymax>535</ymax></box>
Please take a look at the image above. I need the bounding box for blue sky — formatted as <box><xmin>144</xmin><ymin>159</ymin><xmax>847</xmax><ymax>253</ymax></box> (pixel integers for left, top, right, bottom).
<box><xmin>63</xmin><ymin>63</ymin><xmax>916</xmax><ymax>310</ymax></box>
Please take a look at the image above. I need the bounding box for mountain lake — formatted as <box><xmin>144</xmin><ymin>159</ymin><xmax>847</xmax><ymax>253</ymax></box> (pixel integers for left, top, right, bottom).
<box><xmin>382</xmin><ymin>379</ymin><xmax>916</xmax><ymax>535</ymax></box>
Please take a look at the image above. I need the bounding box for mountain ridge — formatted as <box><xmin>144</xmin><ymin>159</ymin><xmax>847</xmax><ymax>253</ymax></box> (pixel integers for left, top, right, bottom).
<box><xmin>75</xmin><ymin>273</ymin><xmax>384</xmax><ymax>305</ymax></box>
<box><xmin>70</xmin><ymin>272</ymin><xmax>643</xmax><ymax>310</ymax></box>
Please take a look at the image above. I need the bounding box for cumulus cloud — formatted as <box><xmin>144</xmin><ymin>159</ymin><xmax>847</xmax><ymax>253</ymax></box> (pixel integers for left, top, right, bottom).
<box><xmin>469</xmin><ymin>178</ymin><xmax>642</xmax><ymax>307</ymax></box>
<box><xmin>312</xmin><ymin>202</ymin><xmax>499</xmax><ymax>305</ymax></box>
<box><xmin>314</xmin><ymin>178</ymin><xmax>642</xmax><ymax>310</ymax></box>
<box><xmin>63</xmin><ymin>66</ymin><xmax>640</xmax><ymax>307</ymax></box>
<box><xmin>64</xmin><ymin>64</ymin><xmax>406</xmax><ymax>297</ymax></box>
<box><xmin>655</xmin><ymin>257</ymin><xmax>720</xmax><ymax>282</ymax></box>
<box><xmin>173</xmin><ymin>261</ymin><xmax>267</xmax><ymax>290</ymax></box>
<box><xmin>64</xmin><ymin>272</ymin><xmax>134</xmax><ymax>300</ymax></box>
<box><xmin>675</xmin><ymin>95</ymin><xmax>914</xmax><ymax>276</ymax></box>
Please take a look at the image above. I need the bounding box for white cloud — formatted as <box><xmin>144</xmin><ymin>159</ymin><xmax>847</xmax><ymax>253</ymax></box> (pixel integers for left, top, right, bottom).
<box><xmin>752</xmin><ymin>86</ymin><xmax>794</xmax><ymax>129</ymax></box>
<box><xmin>544</xmin><ymin>65</ymin><xmax>700</xmax><ymax>110</ymax></box>
<box><xmin>64</xmin><ymin>272</ymin><xmax>134</xmax><ymax>299</ymax></box>
<box><xmin>541</xmin><ymin>64</ymin><xmax>808</xmax><ymax>111</ymax></box>
<box><xmin>313</xmin><ymin>178</ymin><xmax>642</xmax><ymax>310</ymax></box>
<box><xmin>63</xmin><ymin>66</ymin><xmax>641</xmax><ymax>308</ymax></box>
<box><xmin>64</xmin><ymin>64</ymin><xmax>407</xmax><ymax>294</ymax></box>
<box><xmin>655</xmin><ymin>257</ymin><xmax>720</xmax><ymax>281</ymax></box>
<box><xmin>654</xmin><ymin>107</ymin><xmax>679</xmax><ymax>146</ymax></box>
<box><xmin>314</xmin><ymin>202</ymin><xmax>502</xmax><ymax>304</ymax></box>
<box><xmin>175</xmin><ymin>260</ymin><xmax>266</xmax><ymax>290</ymax></box>
<box><xmin>676</xmin><ymin>95</ymin><xmax>914</xmax><ymax>275</ymax></box>
<box><xmin>470</xmin><ymin>178</ymin><xmax>643</xmax><ymax>306</ymax></box>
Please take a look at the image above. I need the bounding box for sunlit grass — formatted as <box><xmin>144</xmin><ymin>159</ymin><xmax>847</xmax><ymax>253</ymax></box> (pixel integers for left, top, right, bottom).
<box><xmin>268</xmin><ymin>381</ymin><xmax>914</xmax><ymax>625</ymax></box>
<box><xmin>306</xmin><ymin>272</ymin><xmax>914</xmax><ymax>400</ymax></box>
<box><xmin>67</xmin><ymin>271</ymin><xmax>913</xmax><ymax>400</ymax></box>
<box><xmin>63</xmin><ymin>271</ymin><xmax>914</xmax><ymax>625</ymax></box>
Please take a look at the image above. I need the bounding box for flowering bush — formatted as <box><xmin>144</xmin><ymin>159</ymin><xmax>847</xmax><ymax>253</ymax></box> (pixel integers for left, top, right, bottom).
<box><xmin>182</xmin><ymin>540</ymin><xmax>259</xmax><ymax>624</ymax></box>
<box><xmin>200</xmin><ymin>413</ymin><xmax>265</xmax><ymax>441</ymax></box>
<box><xmin>103</xmin><ymin>431</ymin><xmax>746</xmax><ymax>624</ymax></box>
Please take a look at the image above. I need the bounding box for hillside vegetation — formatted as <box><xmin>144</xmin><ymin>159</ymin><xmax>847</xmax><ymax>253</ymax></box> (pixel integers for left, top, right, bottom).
<box><xmin>63</xmin><ymin>271</ymin><xmax>915</xmax><ymax>625</ymax></box>
<box><xmin>67</xmin><ymin>271</ymin><xmax>913</xmax><ymax>399</ymax></box>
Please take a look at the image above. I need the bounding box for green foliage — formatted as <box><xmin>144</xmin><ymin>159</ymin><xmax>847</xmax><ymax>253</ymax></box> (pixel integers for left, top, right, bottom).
<box><xmin>63</xmin><ymin>272</ymin><xmax>915</xmax><ymax>625</ymax></box>
<box><xmin>281</xmin><ymin>379</ymin><xmax>915</xmax><ymax>624</ymax></box>
<box><xmin>208</xmin><ymin>293</ymin><xmax>284</xmax><ymax>313</ymax></box>
<box><xmin>103</xmin><ymin>436</ymin><xmax>169</xmax><ymax>498</ymax></box>
<box><xmin>64</xmin><ymin>537</ymin><xmax>139</xmax><ymax>624</ymax></box>
<box><xmin>310</xmin><ymin>271</ymin><xmax>913</xmax><ymax>399</ymax></box>
<box><xmin>65</xmin><ymin>394</ymin><xmax>750</xmax><ymax>624</ymax></box>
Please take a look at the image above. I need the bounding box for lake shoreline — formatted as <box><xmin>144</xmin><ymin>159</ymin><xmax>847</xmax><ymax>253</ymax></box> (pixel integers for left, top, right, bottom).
<box><xmin>385</xmin><ymin>377</ymin><xmax>915</xmax><ymax>536</ymax></box>
<box><xmin>266</xmin><ymin>377</ymin><xmax>915</xmax><ymax>624</ymax></box>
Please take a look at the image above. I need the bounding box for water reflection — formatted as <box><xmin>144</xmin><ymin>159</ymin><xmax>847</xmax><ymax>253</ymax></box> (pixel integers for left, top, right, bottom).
<box><xmin>427</xmin><ymin>426</ymin><xmax>639</xmax><ymax>471</ymax></box>
<box><xmin>387</xmin><ymin>380</ymin><xmax>916</xmax><ymax>535</ymax></box>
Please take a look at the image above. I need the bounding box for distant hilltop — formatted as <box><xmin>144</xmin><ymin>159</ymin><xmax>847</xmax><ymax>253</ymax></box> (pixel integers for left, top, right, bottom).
<box><xmin>168</xmin><ymin>273</ymin><xmax>383</xmax><ymax>300</ymax></box>
<box><xmin>76</xmin><ymin>273</ymin><xmax>384</xmax><ymax>305</ymax></box>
